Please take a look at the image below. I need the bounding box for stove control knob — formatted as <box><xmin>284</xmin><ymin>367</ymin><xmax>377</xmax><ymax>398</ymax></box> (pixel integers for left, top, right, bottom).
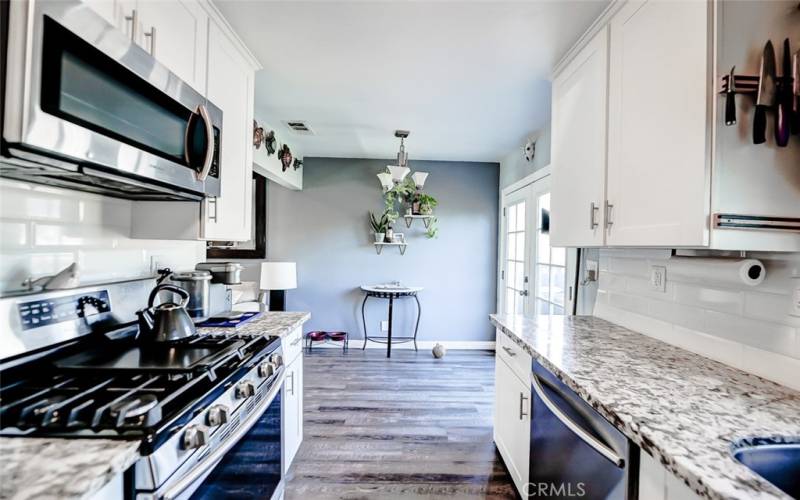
<box><xmin>258</xmin><ymin>361</ymin><xmax>275</xmax><ymax>378</ymax></box>
<box><xmin>207</xmin><ymin>404</ymin><xmax>230</xmax><ymax>427</ymax></box>
<box><xmin>269</xmin><ymin>353</ymin><xmax>283</xmax><ymax>367</ymax></box>
<box><xmin>235</xmin><ymin>380</ymin><xmax>256</xmax><ymax>399</ymax></box>
<box><xmin>182</xmin><ymin>424</ymin><xmax>209</xmax><ymax>450</ymax></box>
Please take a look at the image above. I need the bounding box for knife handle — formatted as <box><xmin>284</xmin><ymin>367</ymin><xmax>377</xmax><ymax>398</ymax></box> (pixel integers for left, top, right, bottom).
<box><xmin>724</xmin><ymin>91</ymin><xmax>736</xmax><ymax>126</ymax></box>
<box><xmin>753</xmin><ymin>106</ymin><xmax>767</xmax><ymax>144</ymax></box>
<box><xmin>776</xmin><ymin>100</ymin><xmax>790</xmax><ymax>146</ymax></box>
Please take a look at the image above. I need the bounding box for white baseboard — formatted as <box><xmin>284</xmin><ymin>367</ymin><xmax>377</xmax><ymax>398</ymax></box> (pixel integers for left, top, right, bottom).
<box><xmin>308</xmin><ymin>340</ymin><xmax>496</xmax><ymax>351</ymax></box>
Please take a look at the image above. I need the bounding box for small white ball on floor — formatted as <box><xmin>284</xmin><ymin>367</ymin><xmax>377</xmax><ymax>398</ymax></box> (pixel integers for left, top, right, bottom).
<box><xmin>432</xmin><ymin>343</ymin><xmax>446</xmax><ymax>359</ymax></box>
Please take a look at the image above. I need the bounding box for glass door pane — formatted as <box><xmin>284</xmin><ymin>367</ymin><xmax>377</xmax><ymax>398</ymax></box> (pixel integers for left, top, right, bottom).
<box><xmin>534</xmin><ymin>191</ymin><xmax>567</xmax><ymax>315</ymax></box>
<box><xmin>502</xmin><ymin>198</ymin><xmax>529</xmax><ymax>315</ymax></box>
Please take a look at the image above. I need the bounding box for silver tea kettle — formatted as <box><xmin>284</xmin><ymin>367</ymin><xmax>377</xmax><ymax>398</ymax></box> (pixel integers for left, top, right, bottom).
<box><xmin>136</xmin><ymin>284</ymin><xmax>197</xmax><ymax>343</ymax></box>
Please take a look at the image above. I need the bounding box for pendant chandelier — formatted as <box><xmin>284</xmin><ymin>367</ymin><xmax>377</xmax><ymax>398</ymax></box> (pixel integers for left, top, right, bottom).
<box><xmin>377</xmin><ymin>130</ymin><xmax>428</xmax><ymax>192</ymax></box>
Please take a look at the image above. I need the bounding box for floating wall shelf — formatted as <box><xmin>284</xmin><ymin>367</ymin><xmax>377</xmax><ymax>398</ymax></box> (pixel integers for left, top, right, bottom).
<box><xmin>374</xmin><ymin>242</ymin><xmax>407</xmax><ymax>255</ymax></box>
<box><xmin>403</xmin><ymin>215</ymin><xmax>433</xmax><ymax>229</ymax></box>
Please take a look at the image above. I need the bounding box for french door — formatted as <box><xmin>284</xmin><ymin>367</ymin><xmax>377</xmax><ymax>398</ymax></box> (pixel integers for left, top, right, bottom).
<box><xmin>499</xmin><ymin>173</ymin><xmax>573</xmax><ymax>316</ymax></box>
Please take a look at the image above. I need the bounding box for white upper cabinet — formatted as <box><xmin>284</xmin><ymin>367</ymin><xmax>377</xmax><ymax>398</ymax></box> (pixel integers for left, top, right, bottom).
<box><xmin>136</xmin><ymin>1</ymin><xmax>209</xmax><ymax>94</ymax></box>
<box><xmin>605</xmin><ymin>0</ymin><xmax>710</xmax><ymax>247</ymax></box>
<box><xmin>202</xmin><ymin>21</ymin><xmax>254</xmax><ymax>241</ymax></box>
<box><xmin>550</xmin><ymin>27</ymin><xmax>609</xmax><ymax>248</ymax></box>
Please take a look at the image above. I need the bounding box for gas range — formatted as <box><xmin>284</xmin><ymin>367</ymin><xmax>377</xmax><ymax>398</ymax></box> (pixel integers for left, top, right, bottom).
<box><xmin>0</xmin><ymin>278</ymin><xmax>285</xmax><ymax>499</ymax></box>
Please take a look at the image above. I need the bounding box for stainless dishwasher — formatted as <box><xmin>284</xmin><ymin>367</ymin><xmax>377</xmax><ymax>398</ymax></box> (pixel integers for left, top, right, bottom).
<box><xmin>529</xmin><ymin>361</ymin><xmax>639</xmax><ymax>499</ymax></box>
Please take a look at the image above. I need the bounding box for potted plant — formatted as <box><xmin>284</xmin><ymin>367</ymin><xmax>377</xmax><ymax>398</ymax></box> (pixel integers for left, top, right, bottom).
<box><xmin>369</xmin><ymin>211</ymin><xmax>390</xmax><ymax>243</ymax></box>
<box><xmin>417</xmin><ymin>193</ymin><xmax>438</xmax><ymax>215</ymax></box>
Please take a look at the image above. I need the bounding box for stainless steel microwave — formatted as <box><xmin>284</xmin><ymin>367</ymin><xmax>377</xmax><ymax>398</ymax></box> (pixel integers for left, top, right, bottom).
<box><xmin>1</xmin><ymin>0</ymin><xmax>221</xmax><ymax>200</ymax></box>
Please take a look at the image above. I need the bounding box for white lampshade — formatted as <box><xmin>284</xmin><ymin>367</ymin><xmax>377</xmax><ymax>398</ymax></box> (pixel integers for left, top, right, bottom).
<box><xmin>260</xmin><ymin>262</ymin><xmax>297</xmax><ymax>290</ymax></box>
<box><xmin>411</xmin><ymin>171</ymin><xmax>428</xmax><ymax>189</ymax></box>
<box><xmin>377</xmin><ymin>172</ymin><xmax>393</xmax><ymax>192</ymax></box>
<box><xmin>387</xmin><ymin>165</ymin><xmax>410</xmax><ymax>183</ymax></box>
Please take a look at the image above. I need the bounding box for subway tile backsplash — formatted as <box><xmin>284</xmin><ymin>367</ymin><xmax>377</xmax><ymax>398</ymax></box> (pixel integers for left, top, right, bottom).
<box><xmin>594</xmin><ymin>249</ymin><xmax>800</xmax><ymax>390</ymax></box>
<box><xmin>0</xmin><ymin>180</ymin><xmax>204</xmax><ymax>294</ymax></box>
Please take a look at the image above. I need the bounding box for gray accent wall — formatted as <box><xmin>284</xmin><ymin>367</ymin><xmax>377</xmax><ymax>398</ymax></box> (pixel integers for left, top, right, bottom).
<box><xmin>261</xmin><ymin>157</ymin><xmax>499</xmax><ymax>343</ymax></box>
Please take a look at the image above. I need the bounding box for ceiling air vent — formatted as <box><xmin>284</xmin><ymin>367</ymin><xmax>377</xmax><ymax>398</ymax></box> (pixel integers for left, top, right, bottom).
<box><xmin>284</xmin><ymin>121</ymin><xmax>315</xmax><ymax>136</ymax></box>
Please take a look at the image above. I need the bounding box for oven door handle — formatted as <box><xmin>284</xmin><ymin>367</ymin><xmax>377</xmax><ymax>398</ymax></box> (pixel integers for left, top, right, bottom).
<box><xmin>160</xmin><ymin>369</ymin><xmax>285</xmax><ymax>500</ymax></box>
<box><xmin>184</xmin><ymin>104</ymin><xmax>216</xmax><ymax>182</ymax></box>
<box><xmin>530</xmin><ymin>372</ymin><xmax>625</xmax><ymax>468</ymax></box>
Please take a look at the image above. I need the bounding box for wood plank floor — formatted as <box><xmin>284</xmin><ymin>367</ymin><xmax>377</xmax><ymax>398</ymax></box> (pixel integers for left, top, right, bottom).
<box><xmin>284</xmin><ymin>349</ymin><xmax>517</xmax><ymax>499</ymax></box>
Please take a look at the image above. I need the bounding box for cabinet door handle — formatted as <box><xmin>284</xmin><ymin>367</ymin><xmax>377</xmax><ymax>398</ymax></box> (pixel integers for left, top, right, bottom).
<box><xmin>590</xmin><ymin>202</ymin><xmax>599</xmax><ymax>229</ymax></box>
<box><xmin>124</xmin><ymin>9</ymin><xmax>138</xmax><ymax>41</ymax></box>
<box><xmin>605</xmin><ymin>201</ymin><xmax>614</xmax><ymax>228</ymax></box>
<box><xmin>501</xmin><ymin>346</ymin><xmax>517</xmax><ymax>357</ymax></box>
<box><xmin>144</xmin><ymin>26</ymin><xmax>156</xmax><ymax>56</ymax></box>
<box><xmin>291</xmin><ymin>337</ymin><xmax>302</xmax><ymax>346</ymax></box>
<box><xmin>519</xmin><ymin>392</ymin><xmax>528</xmax><ymax>420</ymax></box>
<box><xmin>287</xmin><ymin>372</ymin><xmax>295</xmax><ymax>395</ymax></box>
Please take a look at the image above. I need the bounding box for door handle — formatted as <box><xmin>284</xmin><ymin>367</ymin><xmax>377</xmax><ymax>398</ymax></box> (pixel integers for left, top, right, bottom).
<box><xmin>605</xmin><ymin>201</ymin><xmax>614</xmax><ymax>229</ymax></box>
<box><xmin>183</xmin><ymin>104</ymin><xmax>216</xmax><ymax>182</ymax></box>
<box><xmin>530</xmin><ymin>372</ymin><xmax>625</xmax><ymax>468</ymax></box>
<box><xmin>124</xmin><ymin>9</ymin><xmax>138</xmax><ymax>41</ymax></box>
<box><xmin>519</xmin><ymin>392</ymin><xmax>528</xmax><ymax>420</ymax></box>
<box><xmin>144</xmin><ymin>26</ymin><xmax>156</xmax><ymax>56</ymax></box>
<box><xmin>501</xmin><ymin>346</ymin><xmax>517</xmax><ymax>357</ymax></box>
<box><xmin>590</xmin><ymin>202</ymin><xmax>599</xmax><ymax>229</ymax></box>
<box><xmin>518</xmin><ymin>289</ymin><xmax>529</xmax><ymax>296</ymax></box>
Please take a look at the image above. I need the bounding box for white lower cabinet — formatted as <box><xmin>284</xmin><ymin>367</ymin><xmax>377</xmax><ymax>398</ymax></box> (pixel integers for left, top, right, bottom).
<box><xmin>494</xmin><ymin>352</ymin><xmax>531</xmax><ymax>496</ymax></box>
<box><xmin>282</xmin><ymin>328</ymin><xmax>304</xmax><ymax>473</ymax></box>
<box><xmin>639</xmin><ymin>450</ymin><xmax>702</xmax><ymax>500</ymax></box>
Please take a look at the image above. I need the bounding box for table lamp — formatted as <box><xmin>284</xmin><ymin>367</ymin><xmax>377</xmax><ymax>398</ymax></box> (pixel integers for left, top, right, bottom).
<box><xmin>260</xmin><ymin>262</ymin><xmax>297</xmax><ymax>311</ymax></box>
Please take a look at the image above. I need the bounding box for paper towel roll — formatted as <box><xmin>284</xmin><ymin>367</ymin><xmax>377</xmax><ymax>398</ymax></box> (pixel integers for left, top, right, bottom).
<box><xmin>666</xmin><ymin>257</ymin><xmax>765</xmax><ymax>287</ymax></box>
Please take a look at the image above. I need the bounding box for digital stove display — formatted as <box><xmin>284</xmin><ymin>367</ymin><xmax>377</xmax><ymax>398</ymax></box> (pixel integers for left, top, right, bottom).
<box><xmin>18</xmin><ymin>290</ymin><xmax>110</xmax><ymax>330</ymax></box>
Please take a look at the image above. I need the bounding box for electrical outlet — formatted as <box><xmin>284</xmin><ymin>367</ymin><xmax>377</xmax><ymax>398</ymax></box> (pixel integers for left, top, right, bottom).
<box><xmin>650</xmin><ymin>265</ymin><xmax>667</xmax><ymax>292</ymax></box>
<box><xmin>380</xmin><ymin>320</ymin><xmax>389</xmax><ymax>332</ymax></box>
<box><xmin>149</xmin><ymin>255</ymin><xmax>163</xmax><ymax>275</ymax></box>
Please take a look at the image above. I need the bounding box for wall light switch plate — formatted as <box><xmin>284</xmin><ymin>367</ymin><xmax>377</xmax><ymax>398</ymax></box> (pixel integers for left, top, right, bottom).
<box><xmin>791</xmin><ymin>282</ymin><xmax>800</xmax><ymax>317</ymax></box>
<box><xmin>650</xmin><ymin>265</ymin><xmax>667</xmax><ymax>292</ymax></box>
<box><xmin>380</xmin><ymin>320</ymin><xmax>389</xmax><ymax>332</ymax></box>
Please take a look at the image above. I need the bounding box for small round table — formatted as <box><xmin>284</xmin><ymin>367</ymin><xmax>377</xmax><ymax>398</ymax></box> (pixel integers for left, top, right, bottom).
<box><xmin>360</xmin><ymin>285</ymin><xmax>423</xmax><ymax>358</ymax></box>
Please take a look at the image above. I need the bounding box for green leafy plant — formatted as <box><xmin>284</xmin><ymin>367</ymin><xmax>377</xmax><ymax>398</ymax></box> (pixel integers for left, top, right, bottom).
<box><xmin>369</xmin><ymin>210</ymin><xmax>391</xmax><ymax>233</ymax></box>
<box><xmin>417</xmin><ymin>193</ymin><xmax>438</xmax><ymax>214</ymax></box>
<box><xmin>425</xmin><ymin>216</ymin><xmax>439</xmax><ymax>239</ymax></box>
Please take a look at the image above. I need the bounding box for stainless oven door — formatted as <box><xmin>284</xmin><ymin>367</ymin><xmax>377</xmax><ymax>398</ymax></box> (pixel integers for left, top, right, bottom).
<box><xmin>3</xmin><ymin>0</ymin><xmax>221</xmax><ymax>197</ymax></box>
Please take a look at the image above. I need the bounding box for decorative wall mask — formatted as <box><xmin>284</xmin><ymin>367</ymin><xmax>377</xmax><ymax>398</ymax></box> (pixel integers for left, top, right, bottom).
<box><xmin>264</xmin><ymin>130</ymin><xmax>276</xmax><ymax>155</ymax></box>
<box><xmin>253</xmin><ymin>121</ymin><xmax>265</xmax><ymax>149</ymax></box>
<box><xmin>278</xmin><ymin>144</ymin><xmax>293</xmax><ymax>172</ymax></box>
<box><xmin>293</xmin><ymin>158</ymin><xmax>303</xmax><ymax>170</ymax></box>
<box><xmin>523</xmin><ymin>138</ymin><xmax>536</xmax><ymax>162</ymax></box>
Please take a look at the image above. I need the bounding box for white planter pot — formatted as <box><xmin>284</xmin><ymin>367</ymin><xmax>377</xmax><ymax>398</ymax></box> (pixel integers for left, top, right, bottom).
<box><xmin>374</xmin><ymin>233</ymin><xmax>385</xmax><ymax>243</ymax></box>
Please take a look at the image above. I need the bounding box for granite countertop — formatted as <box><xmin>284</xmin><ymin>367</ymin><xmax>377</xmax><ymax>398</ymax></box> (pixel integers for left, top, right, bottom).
<box><xmin>0</xmin><ymin>312</ymin><xmax>310</xmax><ymax>500</ymax></box>
<box><xmin>197</xmin><ymin>311</ymin><xmax>310</xmax><ymax>338</ymax></box>
<box><xmin>0</xmin><ymin>438</ymin><xmax>140</xmax><ymax>500</ymax></box>
<box><xmin>489</xmin><ymin>313</ymin><xmax>800</xmax><ymax>500</ymax></box>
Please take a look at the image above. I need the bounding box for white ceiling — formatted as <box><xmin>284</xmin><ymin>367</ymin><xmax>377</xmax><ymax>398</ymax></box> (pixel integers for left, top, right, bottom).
<box><xmin>216</xmin><ymin>1</ymin><xmax>609</xmax><ymax>163</ymax></box>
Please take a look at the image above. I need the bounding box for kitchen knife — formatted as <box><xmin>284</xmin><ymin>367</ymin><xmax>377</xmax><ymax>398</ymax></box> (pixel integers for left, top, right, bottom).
<box><xmin>793</xmin><ymin>50</ymin><xmax>799</xmax><ymax>135</ymax></box>
<box><xmin>775</xmin><ymin>39</ymin><xmax>791</xmax><ymax>146</ymax></box>
<box><xmin>725</xmin><ymin>66</ymin><xmax>736</xmax><ymax>126</ymax></box>
<box><xmin>753</xmin><ymin>40</ymin><xmax>776</xmax><ymax>145</ymax></box>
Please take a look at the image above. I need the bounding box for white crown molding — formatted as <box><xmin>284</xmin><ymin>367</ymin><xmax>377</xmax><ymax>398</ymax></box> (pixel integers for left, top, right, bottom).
<box><xmin>552</xmin><ymin>0</ymin><xmax>625</xmax><ymax>79</ymax></box>
<box><xmin>197</xmin><ymin>0</ymin><xmax>262</xmax><ymax>71</ymax></box>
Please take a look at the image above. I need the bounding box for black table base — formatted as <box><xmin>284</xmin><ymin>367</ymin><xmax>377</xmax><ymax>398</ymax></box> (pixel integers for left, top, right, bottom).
<box><xmin>361</xmin><ymin>290</ymin><xmax>421</xmax><ymax>358</ymax></box>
